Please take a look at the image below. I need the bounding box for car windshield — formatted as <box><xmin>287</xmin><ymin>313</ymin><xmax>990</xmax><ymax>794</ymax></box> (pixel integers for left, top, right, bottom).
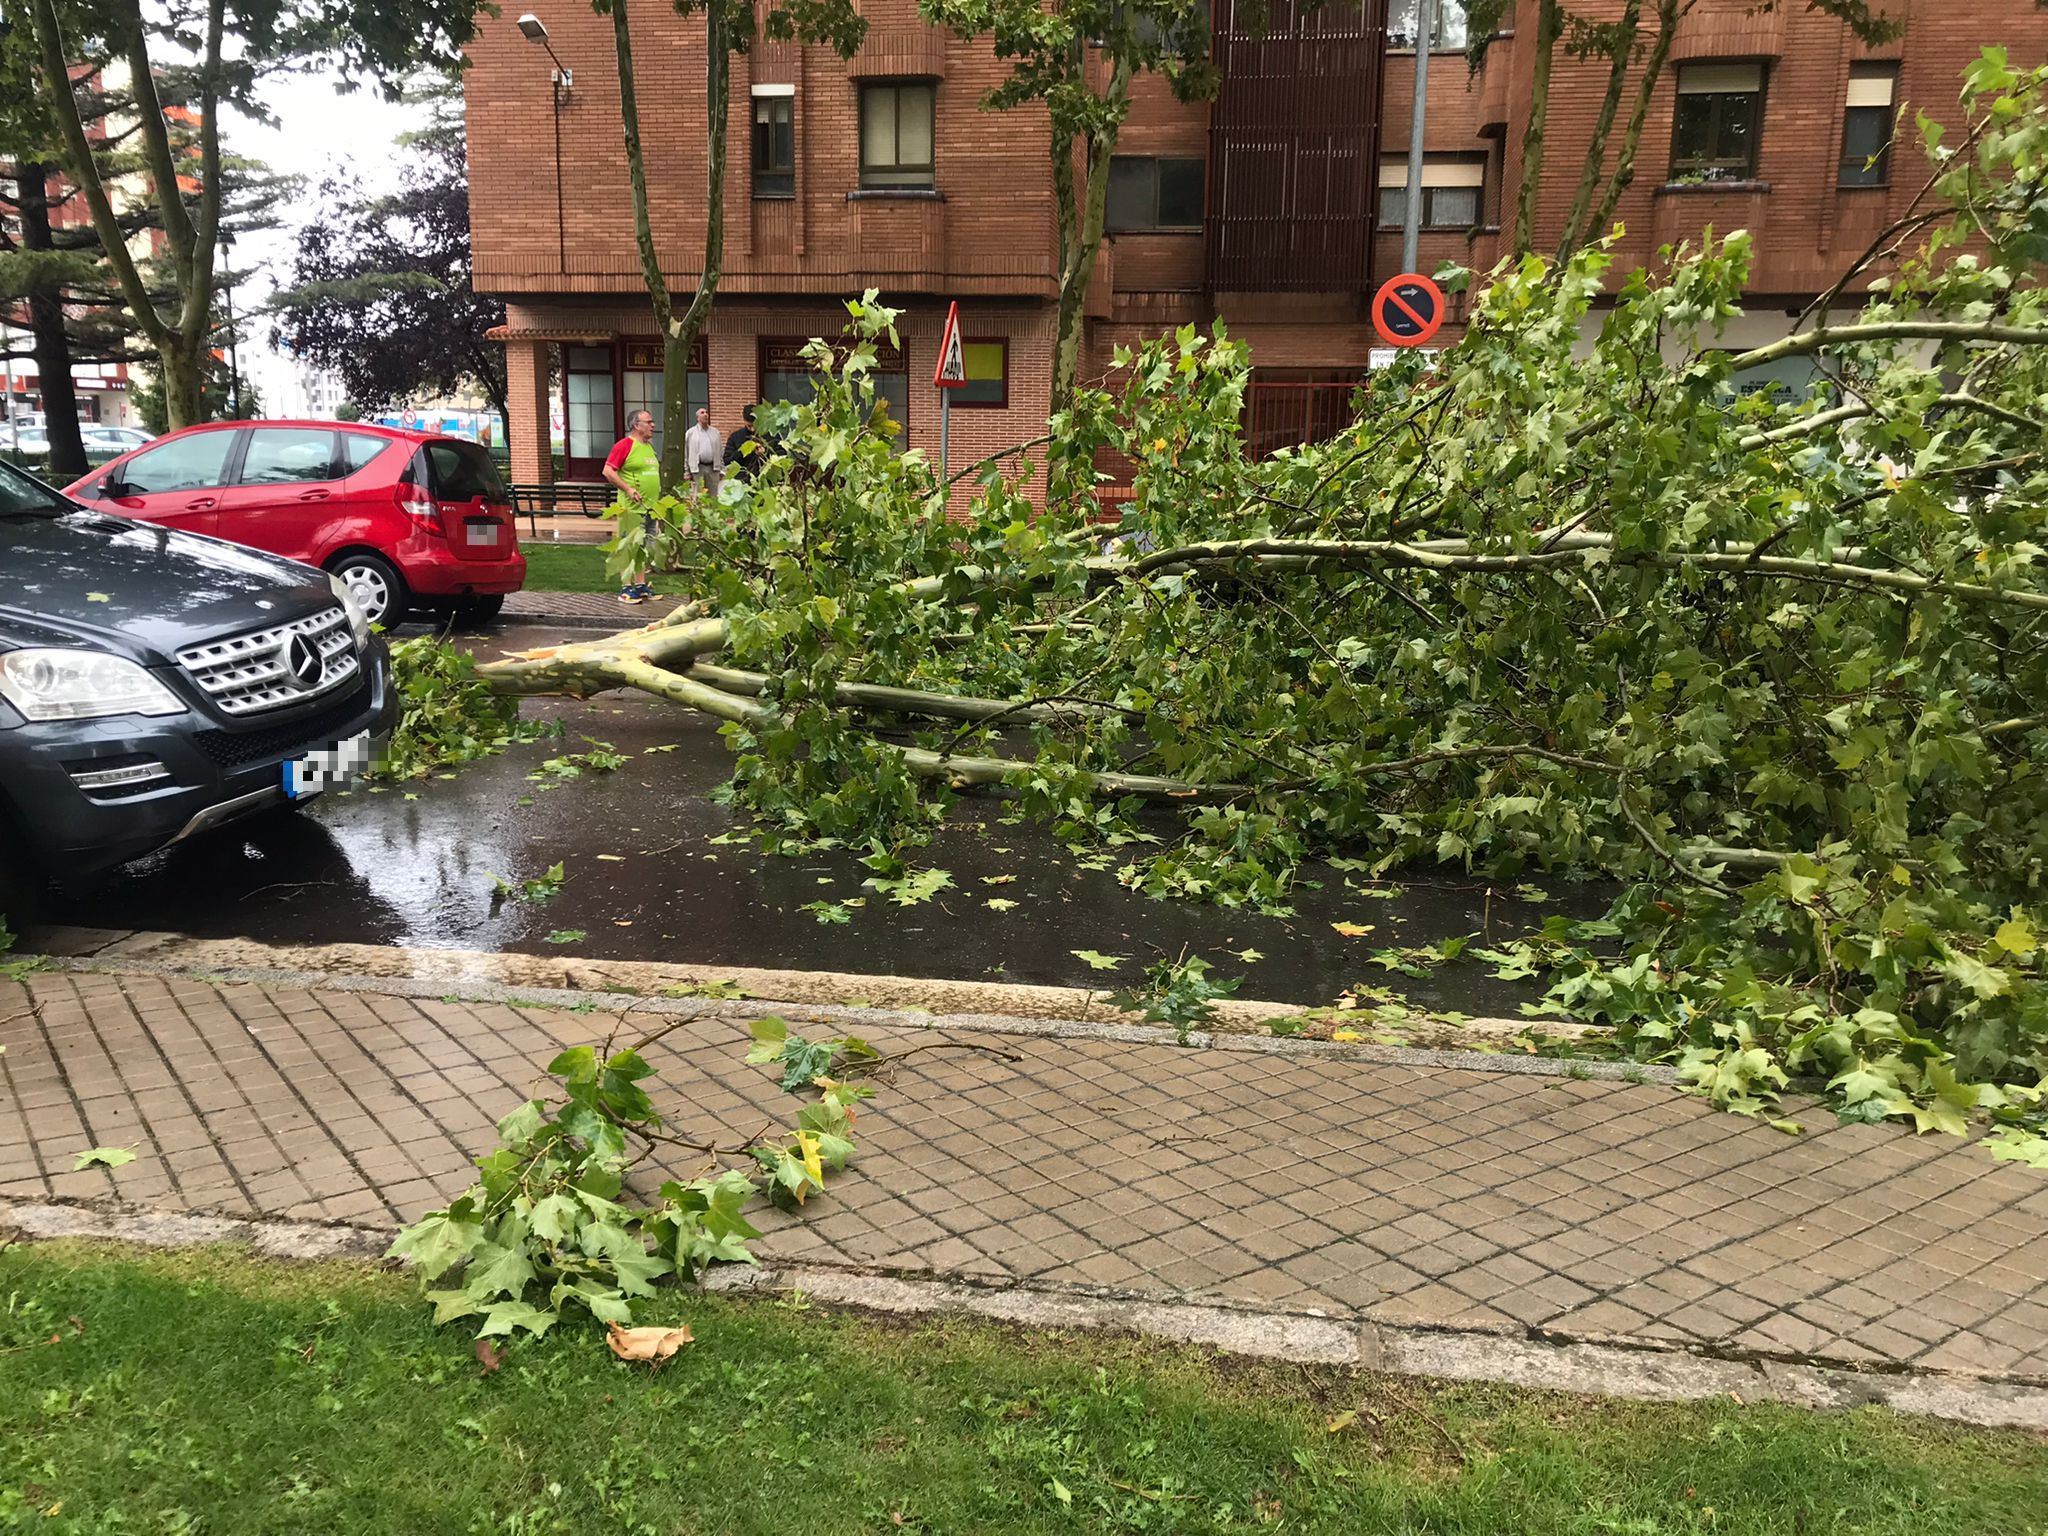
<box><xmin>0</xmin><ymin>458</ymin><xmax>70</xmax><ymax>518</ymax></box>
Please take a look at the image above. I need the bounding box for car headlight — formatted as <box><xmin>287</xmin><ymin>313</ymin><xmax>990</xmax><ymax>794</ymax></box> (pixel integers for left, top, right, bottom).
<box><xmin>0</xmin><ymin>648</ymin><xmax>186</xmax><ymax>723</ymax></box>
<box><xmin>330</xmin><ymin>572</ymin><xmax>373</xmax><ymax>648</ymax></box>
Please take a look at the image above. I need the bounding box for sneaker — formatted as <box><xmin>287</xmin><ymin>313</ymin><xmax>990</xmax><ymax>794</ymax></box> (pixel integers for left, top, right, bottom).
<box><xmin>618</xmin><ymin>587</ymin><xmax>646</xmax><ymax>605</ymax></box>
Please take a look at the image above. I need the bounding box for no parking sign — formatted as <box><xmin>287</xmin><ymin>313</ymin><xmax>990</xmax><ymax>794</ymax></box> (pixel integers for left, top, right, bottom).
<box><xmin>1371</xmin><ymin>273</ymin><xmax>1446</xmax><ymax>348</ymax></box>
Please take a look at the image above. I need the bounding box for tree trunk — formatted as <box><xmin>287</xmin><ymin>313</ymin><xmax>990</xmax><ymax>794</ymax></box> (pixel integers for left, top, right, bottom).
<box><xmin>16</xmin><ymin>161</ymin><xmax>88</xmax><ymax>479</ymax></box>
<box><xmin>1584</xmin><ymin>0</ymin><xmax>1681</xmax><ymax>247</ymax></box>
<box><xmin>1554</xmin><ymin>0</ymin><xmax>1639</xmax><ymax>266</ymax></box>
<box><xmin>662</xmin><ymin>3</ymin><xmax>731</xmax><ymax>490</ymax></box>
<box><xmin>1514</xmin><ymin>0</ymin><xmax>1565</xmax><ymax>259</ymax></box>
<box><xmin>609</xmin><ymin>0</ymin><xmax>686</xmax><ymax>484</ymax></box>
<box><xmin>154</xmin><ymin>342</ymin><xmax>205</xmax><ymax>431</ymax></box>
<box><xmin>1049</xmin><ymin>56</ymin><xmax>1134</xmax><ymax>414</ymax></box>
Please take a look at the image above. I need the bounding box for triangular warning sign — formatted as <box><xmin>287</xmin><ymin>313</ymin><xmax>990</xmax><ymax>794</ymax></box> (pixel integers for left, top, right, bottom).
<box><xmin>934</xmin><ymin>301</ymin><xmax>966</xmax><ymax>388</ymax></box>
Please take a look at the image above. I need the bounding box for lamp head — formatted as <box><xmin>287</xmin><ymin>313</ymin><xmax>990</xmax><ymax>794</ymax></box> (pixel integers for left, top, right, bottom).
<box><xmin>516</xmin><ymin>12</ymin><xmax>547</xmax><ymax>40</ymax></box>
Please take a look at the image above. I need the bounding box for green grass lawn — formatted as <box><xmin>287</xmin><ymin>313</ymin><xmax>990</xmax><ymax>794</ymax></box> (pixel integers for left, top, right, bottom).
<box><xmin>2</xmin><ymin>1245</ymin><xmax>2043</xmax><ymax>1535</ymax></box>
<box><xmin>520</xmin><ymin>542</ymin><xmax>691</xmax><ymax>596</ymax></box>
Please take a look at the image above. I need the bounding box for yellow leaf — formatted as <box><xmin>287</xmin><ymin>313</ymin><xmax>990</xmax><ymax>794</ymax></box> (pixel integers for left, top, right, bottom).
<box><xmin>797</xmin><ymin>1128</ymin><xmax>825</xmax><ymax>1186</ymax></box>
<box><xmin>605</xmin><ymin>1322</ymin><xmax>693</xmax><ymax>1364</ymax></box>
<box><xmin>1331</xmin><ymin>921</ymin><xmax>1374</xmax><ymax>937</ymax></box>
<box><xmin>1331</xmin><ymin>1029</ymin><xmax>1363</xmax><ymax>1042</ymax></box>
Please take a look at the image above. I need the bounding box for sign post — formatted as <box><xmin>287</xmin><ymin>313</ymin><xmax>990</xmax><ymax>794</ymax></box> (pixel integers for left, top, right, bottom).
<box><xmin>933</xmin><ymin>300</ymin><xmax>966</xmax><ymax>481</ymax></box>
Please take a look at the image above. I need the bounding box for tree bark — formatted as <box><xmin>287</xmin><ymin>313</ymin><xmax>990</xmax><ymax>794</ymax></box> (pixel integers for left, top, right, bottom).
<box><xmin>15</xmin><ymin>161</ymin><xmax>88</xmax><ymax>478</ymax></box>
<box><xmin>1554</xmin><ymin>0</ymin><xmax>1639</xmax><ymax>266</ymax></box>
<box><xmin>1514</xmin><ymin>0</ymin><xmax>1564</xmax><ymax>260</ymax></box>
<box><xmin>1582</xmin><ymin>0</ymin><xmax>1681</xmax><ymax>249</ymax></box>
<box><xmin>663</xmin><ymin>3</ymin><xmax>728</xmax><ymax>484</ymax></box>
<box><xmin>1049</xmin><ymin>54</ymin><xmax>1134</xmax><ymax>414</ymax></box>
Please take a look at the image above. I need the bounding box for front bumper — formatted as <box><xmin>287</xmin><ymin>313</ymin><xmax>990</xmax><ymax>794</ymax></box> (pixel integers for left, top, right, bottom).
<box><xmin>0</xmin><ymin>641</ymin><xmax>398</xmax><ymax>889</ymax></box>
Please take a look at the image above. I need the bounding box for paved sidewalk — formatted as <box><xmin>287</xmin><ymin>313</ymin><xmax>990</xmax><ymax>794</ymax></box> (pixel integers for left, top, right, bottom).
<box><xmin>502</xmin><ymin>590</ymin><xmax>688</xmax><ymax>626</ymax></box>
<box><xmin>3</xmin><ymin>965</ymin><xmax>2045</xmax><ymax>1383</ymax></box>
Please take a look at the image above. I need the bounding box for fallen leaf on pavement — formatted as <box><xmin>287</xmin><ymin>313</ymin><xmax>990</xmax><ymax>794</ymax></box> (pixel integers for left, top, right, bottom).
<box><xmin>1331</xmin><ymin>921</ymin><xmax>1375</xmax><ymax>937</ymax></box>
<box><xmin>73</xmin><ymin>1147</ymin><xmax>135</xmax><ymax>1170</ymax></box>
<box><xmin>606</xmin><ymin>1321</ymin><xmax>694</xmax><ymax>1364</ymax></box>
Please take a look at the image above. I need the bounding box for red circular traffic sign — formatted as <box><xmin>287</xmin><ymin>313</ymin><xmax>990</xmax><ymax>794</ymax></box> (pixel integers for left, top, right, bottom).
<box><xmin>1371</xmin><ymin>273</ymin><xmax>1446</xmax><ymax>348</ymax></box>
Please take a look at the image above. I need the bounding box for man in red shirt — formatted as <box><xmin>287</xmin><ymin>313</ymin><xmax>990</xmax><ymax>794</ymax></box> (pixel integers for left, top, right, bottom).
<box><xmin>604</xmin><ymin>409</ymin><xmax>660</xmax><ymax>603</ymax></box>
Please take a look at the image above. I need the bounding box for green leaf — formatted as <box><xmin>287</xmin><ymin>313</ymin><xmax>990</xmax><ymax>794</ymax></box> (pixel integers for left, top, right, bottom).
<box><xmin>424</xmin><ymin>1289</ymin><xmax>484</xmax><ymax>1326</ymax></box>
<box><xmin>462</xmin><ymin>1241</ymin><xmax>537</xmax><ymax>1302</ymax></box>
<box><xmin>477</xmin><ymin>1300</ymin><xmax>558</xmax><ymax>1338</ymax></box>
<box><xmin>1993</xmin><ymin>914</ymin><xmax>2037</xmax><ymax>959</ymax></box>
<box><xmin>1941</xmin><ymin>949</ymin><xmax>2010</xmax><ymax>1000</ymax></box>
<box><xmin>1071</xmin><ymin>949</ymin><xmax>1125</xmax><ymax>971</ymax></box>
<box><xmin>1051</xmin><ymin>1478</ymin><xmax>1072</xmax><ymax>1507</ymax></box>
<box><xmin>543</xmin><ymin>929</ymin><xmax>588</xmax><ymax>945</ymax></box>
<box><xmin>495</xmin><ymin>1100</ymin><xmax>547</xmax><ymax>1147</ymax></box>
<box><xmin>547</xmin><ymin>1046</ymin><xmax>598</xmax><ymax>1083</ymax></box>
<box><xmin>530</xmin><ymin>1193</ymin><xmax>582</xmax><ymax>1244</ymax></box>
<box><xmin>386</xmin><ymin>1210</ymin><xmax>485</xmax><ymax>1282</ymax></box>
<box><xmin>72</xmin><ymin>1147</ymin><xmax>134</xmax><ymax>1170</ymax></box>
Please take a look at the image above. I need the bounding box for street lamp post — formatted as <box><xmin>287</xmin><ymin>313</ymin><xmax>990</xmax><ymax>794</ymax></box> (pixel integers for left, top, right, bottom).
<box><xmin>518</xmin><ymin>14</ymin><xmax>573</xmax><ymax>276</ymax></box>
<box><xmin>221</xmin><ymin>229</ymin><xmax>242</xmax><ymax>419</ymax></box>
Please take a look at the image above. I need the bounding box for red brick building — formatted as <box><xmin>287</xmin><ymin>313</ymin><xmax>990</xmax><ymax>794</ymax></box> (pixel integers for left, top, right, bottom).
<box><xmin>464</xmin><ymin>0</ymin><xmax>2044</xmax><ymax>487</ymax></box>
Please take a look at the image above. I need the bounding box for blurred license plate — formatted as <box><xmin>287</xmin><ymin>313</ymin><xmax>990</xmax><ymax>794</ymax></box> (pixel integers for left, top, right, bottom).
<box><xmin>283</xmin><ymin>729</ymin><xmax>372</xmax><ymax>802</ymax></box>
<box><xmin>466</xmin><ymin>519</ymin><xmax>500</xmax><ymax>546</ymax></box>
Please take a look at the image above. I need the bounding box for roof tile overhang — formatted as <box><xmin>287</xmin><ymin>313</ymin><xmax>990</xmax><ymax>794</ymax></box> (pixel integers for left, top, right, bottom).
<box><xmin>485</xmin><ymin>324</ymin><xmax>617</xmax><ymax>343</ymax></box>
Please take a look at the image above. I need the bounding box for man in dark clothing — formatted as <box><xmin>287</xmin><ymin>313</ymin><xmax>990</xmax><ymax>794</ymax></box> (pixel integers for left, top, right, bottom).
<box><xmin>723</xmin><ymin>405</ymin><xmax>763</xmax><ymax>481</ymax></box>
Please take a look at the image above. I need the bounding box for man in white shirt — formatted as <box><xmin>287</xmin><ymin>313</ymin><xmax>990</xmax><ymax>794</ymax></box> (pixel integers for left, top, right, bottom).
<box><xmin>683</xmin><ymin>407</ymin><xmax>722</xmax><ymax>501</ymax></box>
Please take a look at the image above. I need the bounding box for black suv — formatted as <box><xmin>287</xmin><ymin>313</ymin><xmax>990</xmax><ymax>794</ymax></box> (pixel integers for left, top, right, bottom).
<box><xmin>0</xmin><ymin>459</ymin><xmax>396</xmax><ymax>920</ymax></box>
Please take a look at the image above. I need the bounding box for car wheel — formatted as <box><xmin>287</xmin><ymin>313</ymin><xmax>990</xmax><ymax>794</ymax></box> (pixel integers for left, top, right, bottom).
<box><xmin>455</xmin><ymin>595</ymin><xmax>506</xmax><ymax>625</ymax></box>
<box><xmin>328</xmin><ymin>551</ymin><xmax>409</xmax><ymax>627</ymax></box>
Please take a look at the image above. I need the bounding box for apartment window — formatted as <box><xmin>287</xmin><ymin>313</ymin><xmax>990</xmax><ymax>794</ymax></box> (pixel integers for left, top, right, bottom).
<box><xmin>1839</xmin><ymin>63</ymin><xmax>1897</xmax><ymax>187</ymax></box>
<box><xmin>1106</xmin><ymin>156</ymin><xmax>1205</xmax><ymax>232</ymax></box>
<box><xmin>753</xmin><ymin>89</ymin><xmax>795</xmax><ymax>198</ymax></box>
<box><xmin>1387</xmin><ymin>0</ymin><xmax>1468</xmax><ymax>51</ymax></box>
<box><xmin>955</xmin><ymin>339</ymin><xmax>1008</xmax><ymax>408</ymax></box>
<box><xmin>1671</xmin><ymin>63</ymin><xmax>1764</xmax><ymax>183</ymax></box>
<box><xmin>1377</xmin><ymin>156</ymin><xmax>1484</xmax><ymax>229</ymax></box>
<box><xmin>860</xmin><ymin>82</ymin><xmax>935</xmax><ymax>189</ymax></box>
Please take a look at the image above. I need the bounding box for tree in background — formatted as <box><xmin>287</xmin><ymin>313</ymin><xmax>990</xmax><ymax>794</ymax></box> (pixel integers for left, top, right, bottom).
<box><xmin>602</xmin><ymin>0</ymin><xmax>867</xmax><ymax>489</ymax></box>
<box><xmin>271</xmin><ymin>94</ymin><xmax>508</xmax><ymax>438</ymax></box>
<box><xmin>918</xmin><ymin>0</ymin><xmax>1216</xmax><ymax>411</ymax></box>
<box><xmin>1463</xmin><ymin>0</ymin><xmax>1903</xmax><ymax>264</ymax></box>
<box><xmin>20</xmin><ymin>0</ymin><xmax>483</xmax><ymax>432</ymax></box>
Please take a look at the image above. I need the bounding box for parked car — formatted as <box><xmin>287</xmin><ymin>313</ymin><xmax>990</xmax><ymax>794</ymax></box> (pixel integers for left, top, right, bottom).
<box><xmin>81</xmin><ymin>426</ymin><xmax>154</xmax><ymax>452</ymax></box>
<box><xmin>64</xmin><ymin>421</ymin><xmax>526</xmax><ymax>627</ymax></box>
<box><xmin>0</xmin><ymin>457</ymin><xmax>397</xmax><ymax>923</ymax></box>
<box><xmin>8</xmin><ymin>428</ymin><xmax>50</xmax><ymax>456</ymax></box>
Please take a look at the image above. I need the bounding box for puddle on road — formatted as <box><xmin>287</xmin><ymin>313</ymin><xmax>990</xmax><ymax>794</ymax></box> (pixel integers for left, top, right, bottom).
<box><xmin>56</xmin><ymin>625</ymin><xmax>1608</xmax><ymax>1010</ymax></box>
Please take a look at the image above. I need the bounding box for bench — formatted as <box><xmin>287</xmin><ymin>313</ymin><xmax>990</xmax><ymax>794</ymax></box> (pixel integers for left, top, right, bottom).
<box><xmin>506</xmin><ymin>482</ymin><xmax>615</xmax><ymax>534</ymax></box>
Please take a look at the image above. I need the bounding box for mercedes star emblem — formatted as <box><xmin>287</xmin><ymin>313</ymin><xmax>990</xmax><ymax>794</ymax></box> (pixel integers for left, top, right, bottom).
<box><xmin>282</xmin><ymin>634</ymin><xmax>322</xmax><ymax>690</ymax></box>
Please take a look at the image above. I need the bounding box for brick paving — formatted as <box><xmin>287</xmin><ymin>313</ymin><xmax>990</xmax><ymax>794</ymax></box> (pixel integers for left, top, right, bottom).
<box><xmin>502</xmin><ymin>589</ymin><xmax>687</xmax><ymax>625</ymax></box>
<box><xmin>4</xmin><ymin>967</ymin><xmax>2046</xmax><ymax>1381</ymax></box>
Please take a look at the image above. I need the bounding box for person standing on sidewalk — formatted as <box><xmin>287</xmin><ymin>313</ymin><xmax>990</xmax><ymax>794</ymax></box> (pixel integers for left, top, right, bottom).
<box><xmin>604</xmin><ymin>408</ymin><xmax>660</xmax><ymax>605</ymax></box>
<box><xmin>723</xmin><ymin>405</ymin><xmax>762</xmax><ymax>482</ymax></box>
<box><xmin>684</xmin><ymin>406</ymin><xmax>723</xmax><ymax>503</ymax></box>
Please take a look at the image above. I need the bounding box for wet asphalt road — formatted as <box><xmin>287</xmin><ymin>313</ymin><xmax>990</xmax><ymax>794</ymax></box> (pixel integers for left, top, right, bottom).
<box><xmin>50</xmin><ymin>623</ymin><xmax>1600</xmax><ymax>1010</ymax></box>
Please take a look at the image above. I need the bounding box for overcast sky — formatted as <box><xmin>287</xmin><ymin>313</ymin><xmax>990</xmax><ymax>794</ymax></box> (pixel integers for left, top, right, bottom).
<box><xmin>225</xmin><ymin>70</ymin><xmax>436</xmax><ymax>401</ymax></box>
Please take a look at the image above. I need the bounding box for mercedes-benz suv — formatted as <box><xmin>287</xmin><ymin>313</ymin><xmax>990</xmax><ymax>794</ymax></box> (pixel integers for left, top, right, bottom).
<box><xmin>0</xmin><ymin>458</ymin><xmax>397</xmax><ymax>921</ymax></box>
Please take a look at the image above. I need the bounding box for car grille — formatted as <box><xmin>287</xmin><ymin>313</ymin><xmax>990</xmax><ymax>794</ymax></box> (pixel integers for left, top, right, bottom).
<box><xmin>191</xmin><ymin>680</ymin><xmax>373</xmax><ymax>770</ymax></box>
<box><xmin>176</xmin><ymin>607</ymin><xmax>359</xmax><ymax>718</ymax></box>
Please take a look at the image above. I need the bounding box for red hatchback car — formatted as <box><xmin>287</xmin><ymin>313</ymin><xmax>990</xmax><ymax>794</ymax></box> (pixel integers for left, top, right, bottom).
<box><xmin>64</xmin><ymin>421</ymin><xmax>526</xmax><ymax>627</ymax></box>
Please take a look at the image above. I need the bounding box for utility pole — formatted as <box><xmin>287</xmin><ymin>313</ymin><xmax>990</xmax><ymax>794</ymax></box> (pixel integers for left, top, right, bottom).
<box><xmin>1400</xmin><ymin>0</ymin><xmax>1433</xmax><ymax>275</ymax></box>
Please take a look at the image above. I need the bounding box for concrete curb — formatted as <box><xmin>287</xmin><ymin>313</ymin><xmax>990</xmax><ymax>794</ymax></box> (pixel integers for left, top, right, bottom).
<box><xmin>26</xmin><ymin>937</ymin><xmax>1671</xmax><ymax>1086</ymax></box>
<box><xmin>4</xmin><ymin>1197</ymin><xmax>2041</xmax><ymax>1430</ymax></box>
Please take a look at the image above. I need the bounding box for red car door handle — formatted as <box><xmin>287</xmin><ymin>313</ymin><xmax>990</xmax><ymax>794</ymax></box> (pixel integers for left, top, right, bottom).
<box><xmin>185</xmin><ymin>497</ymin><xmax>215</xmax><ymax>510</ymax></box>
<box><xmin>298</xmin><ymin>489</ymin><xmax>330</xmax><ymax>501</ymax></box>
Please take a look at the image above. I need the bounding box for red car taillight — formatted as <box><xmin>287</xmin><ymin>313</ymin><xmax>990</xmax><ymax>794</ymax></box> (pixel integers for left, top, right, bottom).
<box><xmin>395</xmin><ymin>480</ymin><xmax>443</xmax><ymax>536</ymax></box>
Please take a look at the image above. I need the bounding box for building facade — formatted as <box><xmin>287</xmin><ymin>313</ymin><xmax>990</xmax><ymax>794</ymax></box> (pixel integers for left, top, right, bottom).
<box><xmin>463</xmin><ymin>0</ymin><xmax>2044</xmax><ymax>487</ymax></box>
